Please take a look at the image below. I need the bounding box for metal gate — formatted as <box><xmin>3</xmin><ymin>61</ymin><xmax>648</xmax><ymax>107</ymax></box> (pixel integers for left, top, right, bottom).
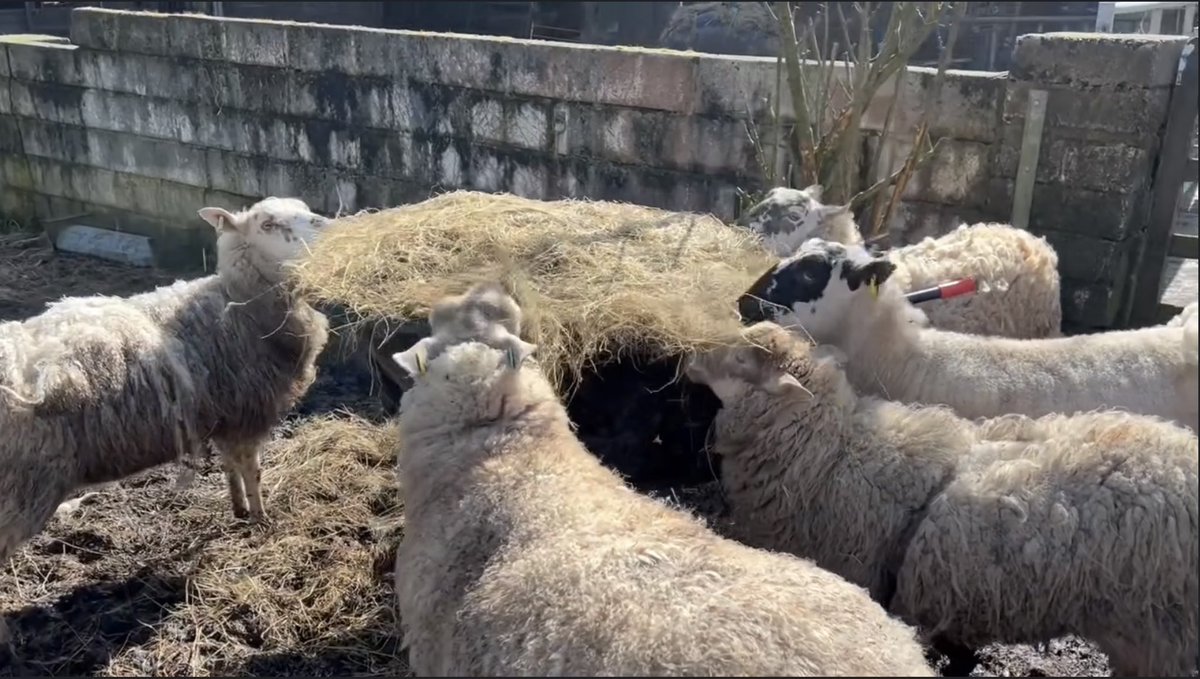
<box><xmin>1128</xmin><ymin>36</ymin><xmax>1199</xmax><ymax>326</ymax></box>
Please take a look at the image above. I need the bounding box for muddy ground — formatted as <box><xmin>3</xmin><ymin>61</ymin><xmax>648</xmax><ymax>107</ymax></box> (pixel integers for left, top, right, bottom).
<box><xmin>1</xmin><ymin>234</ymin><xmax>1114</xmax><ymax>676</ymax></box>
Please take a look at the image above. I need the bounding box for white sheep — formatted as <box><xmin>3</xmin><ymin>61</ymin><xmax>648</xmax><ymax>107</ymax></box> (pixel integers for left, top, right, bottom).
<box><xmin>685</xmin><ymin>321</ymin><xmax>1199</xmax><ymax>677</ymax></box>
<box><xmin>738</xmin><ymin>185</ymin><xmax>1063</xmax><ymax>338</ymax></box>
<box><xmin>1</xmin><ymin>197</ymin><xmax>330</xmax><ymax>645</ymax></box>
<box><xmin>737</xmin><ymin>237</ymin><xmax>1199</xmax><ymax>431</ymax></box>
<box><xmin>389</xmin><ymin>282</ymin><xmax>937</xmax><ymax>677</ymax></box>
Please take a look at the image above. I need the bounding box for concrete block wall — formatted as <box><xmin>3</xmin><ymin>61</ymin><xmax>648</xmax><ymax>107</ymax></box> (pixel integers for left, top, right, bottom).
<box><xmin>999</xmin><ymin>32</ymin><xmax>1188</xmax><ymax>328</ymax></box>
<box><xmin>0</xmin><ymin>10</ymin><xmax>1188</xmax><ymax>329</ymax></box>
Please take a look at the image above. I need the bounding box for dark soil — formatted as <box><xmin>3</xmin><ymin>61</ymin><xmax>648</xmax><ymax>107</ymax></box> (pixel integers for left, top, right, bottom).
<box><xmin>0</xmin><ymin>236</ymin><xmax>1116</xmax><ymax>677</ymax></box>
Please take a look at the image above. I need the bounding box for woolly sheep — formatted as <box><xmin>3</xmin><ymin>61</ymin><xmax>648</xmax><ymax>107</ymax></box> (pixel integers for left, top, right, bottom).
<box><xmin>737</xmin><ymin>238</ymin><xmax>1200</xmax><ymax>431</ymax></box>
<box><xmin>1</xmin><ymin>197</ymin><xmax>330</xmax><ymax>644</ymax></box>
<box><xmin>739</xmin><ymin>185</ymin><xmax>1063</xmax><ymax>338</ymax></box>
<box><xmin>685</xmin><ymin>321</ymin><xmax>1199</xmax><ymax>677</ymax></box>
<box><xmin>389</xmin><ymin>282</ymin><xmax>936</xmax><ymax>677</ymax></box>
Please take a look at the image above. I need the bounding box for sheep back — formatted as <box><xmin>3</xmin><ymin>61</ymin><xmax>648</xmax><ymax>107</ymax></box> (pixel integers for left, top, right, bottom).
<box><xmin>894</xmin><ymin>411</ymin><xmax>1199</xmax><ymax>675</ymax></box>
<box><xmin>893</xmin><ymin>223</ymin><xmax>1062</xmax><ymax>339</ymax></box>
<box><xmin>396</xmin><ymin>363</ymin><xmax>935</xmax><ymax>677</ymax></box>
<box><xmin>1</xmin><ymin>274</ymin><xmax>327</xmax><ymax>489</ymax></box>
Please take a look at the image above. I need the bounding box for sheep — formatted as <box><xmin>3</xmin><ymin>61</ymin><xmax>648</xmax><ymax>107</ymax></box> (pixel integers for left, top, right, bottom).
<box><xmin>685</xmin><ymin>320</ymin><xmax>1199</xmax><ymax>677</ymax></box>
<box><xmin>1</xmin><ymin>197</ymin><xmax>330</xmax><ymax>644</ymax></box>
<box><xmin>389</xmin><ymin>282</ymin><xmax>937</xmax><ymax>677</ymax></box>
<box><xmin>738</xmin><ymin>185</ymin><xmax>1063</xmax><ymax>338</ymax></box>
<box><xmin>737</xmin><ymin>237</ymin><xmax>1200</xmax><ymax>431</ymax></box>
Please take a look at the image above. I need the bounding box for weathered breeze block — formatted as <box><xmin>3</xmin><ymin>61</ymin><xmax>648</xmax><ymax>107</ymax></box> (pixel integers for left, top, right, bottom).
<box><xmin>2</xmin><ymin>10</ymin><xmax>1188</xmax><ymax>313</ymax></box>
<box><xmin>1006</xmin><ymin>32</ymin><xmax>1188</xmax><ymax>329</ymax></box>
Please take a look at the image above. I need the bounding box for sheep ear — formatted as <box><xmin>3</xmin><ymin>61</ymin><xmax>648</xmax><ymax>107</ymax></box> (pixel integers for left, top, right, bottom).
<box><xmin>392</xmin><ymin>340</ymin><xmax>433</xmax><ymax>380</ymax></box>
<box><xmin>768</xmin><ymin>372</ymin><xmax>806</xmax><ymax>395</ymax></box>
<box><xmin>503</xmin><ymin>336</ymin><xmax>537</xmax><ymax>370</ymax></box>
<box><xmin>864</xmin><ymin>259</ymin><xmax>897</xmax><ymax>285</ymax></box>
<box><xmin>802</xmin><ymin>184</ymin><xmax>823</xmax><ymax>201</ymax></box>
<box><xmin>818</xmin><ymin>203</ymin><xmax>850</xmax><ymax>219</ymax></box>
<box><xmin>812</xmin><ymin>344</ymin><xmax>848</xmax><ymax>368</ymax></box>
<box><xmin>198</xmin><ymin>207</ymin><xmax>239</xmax><ymax>233</ymax></box>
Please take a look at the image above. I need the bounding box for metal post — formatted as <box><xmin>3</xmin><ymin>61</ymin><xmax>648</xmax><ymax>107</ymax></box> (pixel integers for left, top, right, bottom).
<box><xmin>1010</xmin><ymin>89</ymin><xmax>1048</xmax><ymax>231</ymax></box>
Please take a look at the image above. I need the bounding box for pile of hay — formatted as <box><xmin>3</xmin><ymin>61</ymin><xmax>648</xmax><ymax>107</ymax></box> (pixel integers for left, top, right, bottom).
<box><xmin>0</xmin><ymin>413</ymin><xmax>407</xmax><ymax>677</ymax></box>
<box><xmin>293</xmin><ymin>191</ymin><xmax>774</xmax><ymax>391</ymax></box>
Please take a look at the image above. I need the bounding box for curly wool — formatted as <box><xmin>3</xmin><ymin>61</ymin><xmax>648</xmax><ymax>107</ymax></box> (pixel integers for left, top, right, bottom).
<box><xmin>699</xmin><ymin>323</ymin><xmax>1198</xmax><ymax>676</ymax></box>
<box><xmin>891</xmin><ymin>222</ymin><xmax>1062</xmax><ymax>339</ymax></box>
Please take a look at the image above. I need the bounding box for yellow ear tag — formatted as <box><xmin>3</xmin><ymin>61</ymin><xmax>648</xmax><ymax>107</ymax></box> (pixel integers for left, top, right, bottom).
<box><xmin>414</xmin><ymin>347</ymin><xmax>428</xmax><ymax>376</ymax></box>
<box><xmin>505</xmin><ymin>346</ymin><xmax>520</xmax><ymax>369</ymax></box>
<box><xmin>868</xmin><ymin>276</ymin><xmax>879</xmax><ymax>299</ymax></box>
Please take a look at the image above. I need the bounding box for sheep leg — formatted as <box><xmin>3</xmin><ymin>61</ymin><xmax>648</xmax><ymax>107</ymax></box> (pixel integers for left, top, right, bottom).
<box><xmin>220</xmin><ymin>452</ymin><xmax>249</xmax><ymax>520</ymax></box>
<box><xmin>932</xmin><ymin>637</ymin><xmax>980</xmax><ymax>677</ymax></box>
<box><xmin>226</xmin><ymin>441</ymin><xmax>267</xmax><ymax>524</ymax></box>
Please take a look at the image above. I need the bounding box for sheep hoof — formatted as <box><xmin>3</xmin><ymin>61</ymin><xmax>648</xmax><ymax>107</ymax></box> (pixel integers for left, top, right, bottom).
<box><xmin>231</xmin><ymin>505</ymin><xmax>250</xmax><ymax>520</ymax></box>
<box><xmin>248</xmin><ymin>512</ymin><xmax>273</xmax><ymax>529</ymax></box>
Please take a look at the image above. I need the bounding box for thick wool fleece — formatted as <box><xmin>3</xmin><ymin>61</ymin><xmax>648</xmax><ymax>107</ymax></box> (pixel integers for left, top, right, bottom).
<box><xmin>393</xmin><ymin>341</ymin><xmax>935</xmax><ymax>677</ymax></box>
<box><xmin>699</xmin><ymin>323</ymin><xmax>1198</xmax><ymax>677</ymax></box>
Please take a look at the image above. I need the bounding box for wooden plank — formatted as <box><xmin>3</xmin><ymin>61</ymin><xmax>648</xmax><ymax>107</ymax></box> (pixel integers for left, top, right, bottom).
<box><xmin>1169</xmin><ymin>232</ymin><xmax>1200</xmax><ymax>259</ymax></box>
<box><xmin>1010</xmin><ymin>89</ymin><xmax>1048</xmax><ymax>231</ymax></box>
<box><xmin>1127</xmin><ymin>38</ymin><xmax>1199</xmax><ymax>327</ymax></box>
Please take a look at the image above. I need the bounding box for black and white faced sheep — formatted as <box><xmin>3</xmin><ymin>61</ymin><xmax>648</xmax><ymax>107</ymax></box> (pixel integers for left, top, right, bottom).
<box><xmin>388</xmin><ymin>282</ymin><xmax>937</xmax><ymax>677</ymax></box>
<box><xmin>685</xmin><ymin>321</ymin><xmax>1199</xmax><ymax>677</ymax></box>
<box><xmin>738</xmin><ymin>186</ymin><xmax>1063</xmax><ymax>338</ymax></box>
<box><xmin>0</xmin><ymin>197</ymin><xmax>331</xmax><ymax>644</ymax></box>
<box><xmin>737</xmin><ymin>237</ymin><xmax>1200</xmax><ymax>431</ymax></box>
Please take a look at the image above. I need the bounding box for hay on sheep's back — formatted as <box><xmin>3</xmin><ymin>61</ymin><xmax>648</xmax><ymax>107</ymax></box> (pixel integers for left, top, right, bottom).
<box><xmin>294</xmin><ymin>191</ymin><xmax>774</xmax><ymax>392</ymax></box>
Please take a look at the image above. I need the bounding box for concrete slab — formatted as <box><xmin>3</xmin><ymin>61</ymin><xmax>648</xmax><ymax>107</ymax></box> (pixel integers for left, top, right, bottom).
<box><xmin>55</xmin><ymin>223</ymin><xmax>155</xmax><ymax>268</ymax></box>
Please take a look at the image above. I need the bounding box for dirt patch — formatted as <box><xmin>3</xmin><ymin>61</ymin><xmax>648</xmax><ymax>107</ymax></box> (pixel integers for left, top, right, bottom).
<box><xmin>1</xmin><ymin>236</ymin><xmax>1119</xmax><ymax>676</ymax></box>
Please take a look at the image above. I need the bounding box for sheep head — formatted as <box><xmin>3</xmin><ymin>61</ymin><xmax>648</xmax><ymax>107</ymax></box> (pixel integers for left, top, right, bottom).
<box><xmin>736</xmin><ymin>238</ymin><xmax>898</xmax><ymax>345</ymax></box>
<box><xmin>687</xmin><ymin>321</ymin><xmax>857</xmax><ymax>411</ymax></box>
<box><xmin>392</xmin><ymin>282</ymin><xmax>538</xmax><ymax>387</ymax></box>
<box><xmin>392</xmin><ymin>330</ymin><xmax>537</xmax><ymax>386</ymax></box>
<box><xmin>198</xmin><ymin>196</ymin><xmax>331</xmax><ymax>274</ymax></box>
<box><xmin>390</xmin><ymin>295</ymin><xmax>543</xmax><ymax>426</ymax></box>
<box><xmin>737</xmin><ymin>185</ymin><xmax>853</xmax><ymax>257</ymax></box>
<box><xmin>429</xmin><ymin>281</ymin><xmax>524</xmax><ymax>340</ymax></box>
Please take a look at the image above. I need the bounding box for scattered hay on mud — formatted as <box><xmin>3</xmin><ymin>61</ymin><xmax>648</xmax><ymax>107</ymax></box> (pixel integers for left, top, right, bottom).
<box><xmin>0</xmin><ymin>413</ymin><xmax>407</xmax><ymax>677</ymax></box>
<box><xmin>292</xmin><ymin>190</ymin><xmax>775</xmax><ymax>391</ymax></box>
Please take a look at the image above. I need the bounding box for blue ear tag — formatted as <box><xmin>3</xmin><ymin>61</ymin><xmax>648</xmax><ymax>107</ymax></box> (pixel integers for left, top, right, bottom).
<box><xmin>505</xmin><ymin>346</ymin><xmax>520</xmax><ymax>369</ymax></box>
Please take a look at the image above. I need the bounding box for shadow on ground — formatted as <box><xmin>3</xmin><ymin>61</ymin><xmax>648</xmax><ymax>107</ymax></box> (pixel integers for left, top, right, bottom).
<box><xmin>0</xmin><ymin>570</ymin><xmax>187</xmax><ymax>676</ymax></box>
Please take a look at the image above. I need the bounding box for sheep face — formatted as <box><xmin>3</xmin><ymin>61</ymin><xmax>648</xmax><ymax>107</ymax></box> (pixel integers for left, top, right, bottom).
<box><xmin>430</xmin><ymin>282</ymin><xmax>524</xmax><ymax>340</ymax></box>
<box><xmin>391</xmin><ymin>334</ymin><xmax>540</xmax><ymax>423</ymax></box>
<box><xmin>736</xmin><ymin>238</ymin><xmax>897</xmax><ymax>343</ymax></box>
<box><xmin>686</xmin><ymin>322</ymin><xmax>819</xmax><ymax>403</ymax></box>
<box><xmin>198</xmin><ymin>196</ymin><xmax>331</xmax><ymax>267</ymax></box>
<box><xmin>737</xmin><ymin>185</ymin><xmax>850</xmax><ymax>255</ymax></box>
